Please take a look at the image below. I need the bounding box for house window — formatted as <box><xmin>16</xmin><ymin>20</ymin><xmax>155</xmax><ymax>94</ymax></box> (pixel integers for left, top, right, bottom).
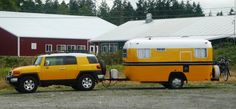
<box><xmin>67</xmin><ymin>45</ymin><xmax>76</xmax><ymax>51</ymax></box>
<box><xmin>45</xmin><ymin>44</ymin><xmax>53</xmax><ymax>52</ymax></box>
<box><xmin>31</xmin><ymin>43</ymin><xmax>37</xmax><ymax>50</ymax></box>
<box><xmin>90</xmin><ymin>46</ymin><xmax>95</xmax><ymax>53</ymax></box>
<box><xmin>101</xmin><ymin>43</ymin><xmax>118</xmax><ymax>53</ymax></box>
<box><xmin>77</xmin><ymin>45</ymin><xmax>86</xmax><ymax>50</ymax></box>
<box><xmin>109</xmin><ymin>43</ymin><xmax>118</xmax><ymax>53</ymax></box>
<box><xmin>101</xmin><ymin>43</ymin><xmax>109</xmax><ymax>53</ymax></box>
<box><xmin>57</xmin><ymin>45</ymin><xmax>66</xmax><ymax>52</ymax></box>
<box><xmin>137</xmin><ymin>48</ymin><xmax>150</xmax><ymax>59</ymax></box>
<box><xmin>194</xmin><ymin>48</ymin><xmax>207</xmax><ymax>58</ymax></box>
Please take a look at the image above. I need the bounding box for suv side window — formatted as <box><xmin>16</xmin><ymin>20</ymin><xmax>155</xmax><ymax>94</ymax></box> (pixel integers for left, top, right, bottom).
<box><xmin>64</xmin><ymin>56</ymin><xmax>77</xmax><ymax>65</ymax></box>
<box><xmin>45</xmin><ymin>56</ymin><xmax>77</xmax><ymax>66</ymax></box>
<box><xmin>45</xmin><ymin>56</ymin><xmax>64</xmax><ymax>66</ymax></box>
<box><xmin>87</xmin><ymin>56</ymin><xmax>98</xmax><ymax>64</ymax></box>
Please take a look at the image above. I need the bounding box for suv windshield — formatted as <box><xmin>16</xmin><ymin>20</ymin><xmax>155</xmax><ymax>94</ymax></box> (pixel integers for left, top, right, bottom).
<box><xmin>34</xmin><ymin>57</ymin><xmax>42</xmax><ymax>65</ymax></box>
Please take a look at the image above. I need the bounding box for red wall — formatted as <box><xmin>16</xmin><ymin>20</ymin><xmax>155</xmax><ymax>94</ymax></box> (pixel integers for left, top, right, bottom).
<box><xmin>20</xmin><ymin>37</ymin><xmax>88</xmax><ymax>56</ymax></box>
<box><xmin>0</xmin><ymin>27</ymin><xmax>17</xmax><ymax>56</ymax></box>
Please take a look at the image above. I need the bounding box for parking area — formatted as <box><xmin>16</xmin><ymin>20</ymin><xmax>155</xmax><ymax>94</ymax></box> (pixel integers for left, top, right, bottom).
<box><xmin>0</xmin><ymin>81</ymin><xmax>236</xmax><ymax>109</ymax></box>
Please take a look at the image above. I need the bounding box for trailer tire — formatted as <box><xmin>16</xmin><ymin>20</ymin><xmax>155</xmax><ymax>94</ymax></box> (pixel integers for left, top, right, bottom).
<box><xmin>169</xmin><ymin>76</ymin><xmax>184</xmax><ymax>89</ymax></box>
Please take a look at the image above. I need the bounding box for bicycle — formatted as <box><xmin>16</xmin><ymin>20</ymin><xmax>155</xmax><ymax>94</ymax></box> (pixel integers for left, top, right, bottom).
<box><xmin>216</xmin><ymin>56</ymin><xmax>231</xmax><ymax>81</ymax></box>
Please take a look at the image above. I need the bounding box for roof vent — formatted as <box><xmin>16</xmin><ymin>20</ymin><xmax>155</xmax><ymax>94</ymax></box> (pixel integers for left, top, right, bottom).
<box><xmin>145</xmin><ymin>13</ymin><xmax>153</xmax><ymax>23</ymax></box>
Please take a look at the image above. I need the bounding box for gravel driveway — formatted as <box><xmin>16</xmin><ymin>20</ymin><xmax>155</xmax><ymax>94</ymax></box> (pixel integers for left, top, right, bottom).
<box><xmin>0</xmin><ymin>83</ymin><xmax>236</xmax><ymax>109</ymax></box>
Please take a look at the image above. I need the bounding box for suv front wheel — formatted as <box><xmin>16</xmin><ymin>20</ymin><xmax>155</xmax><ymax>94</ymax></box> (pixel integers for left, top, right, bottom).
<box><xmin>73</xmin><ymin>74</ymin><xmax>95</xmax><ymax>91</ymax></box>
<box><xmin>16</xmin><ymin>76</ymin><xmax>38</xmax><ymax>93</ymax></box>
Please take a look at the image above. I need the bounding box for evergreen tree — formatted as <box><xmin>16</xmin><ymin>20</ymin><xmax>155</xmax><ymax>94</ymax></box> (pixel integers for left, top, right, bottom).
<box><xmin>98</xmin><ymin>0</ymin><xmax>111</xmax><ymax>21</ymax></box>
<box><xmin>110</xmin><ymin>0</ymin><xmax>124</xmax><ymax>25</ymax></box>
<box><xmin>35</xmin><ymin>0</ymin><xmax>43</xmax><ymax>13</ymax></box>
<box><xmin>44</xmin><ymin>0</ymin><xmax>54</xmax><ymax>13</ymax></box>
<box><xmin>229</xmin><ymin>8</ymin><xmax>235</xmax><ymax>15</ymax></box>
<box><xmin>217</xmin><ymin>11</ymin><xmax>223</xmax><ymax>16</ymax></box>
<box><xmin>78</xmin><ymin>0</ymin><xmax>96</xmax><ymax>16</ymax></box>
<box><xmin>171</xmin><ymin>0</ymin><xmax>180</xmax><ymax>16</ymax></box>
<box><xmin>58</xmin><ymin>0</ymin><xmax>69</xmax><ymax>14</ymax></box>
<box><xmin>147</xmin><ymin>0</ymin><xmax>155</xmax><ymax>17</ymax></box>
<box><xmin>123</xmin><ymin>0</ymin><xmax>135</xmax><ymax>22</ymax></box>
<box><xmin>209</xmin><ymin>10</ymin><xmax>212</xmax><ymax>16</ymax></box>
<box><xmin>195</xmin><ymin>3</ymin><xmax>204</xmax><ymax>16</ymax></box>
<box><xmin>51</xmin><ymin>0</ymin><xmax>59</xmax><ymax>13</ymax></box>
<box><xmin>69</xmin><ymin>0</ymin><xmax>79</xmax><ymax>15</ymax></box>
<box><xmin>135</xmin><ymin>0</ymin><xmax>148</xmax><ymax>20</ymax></box>
<box><xmin>20</xmin><ymin>0</ymin><xmax>36</xmax><ymax>12</ymax></box>
<box><xmin>0</xmin><ymin>0</ymin><xmax>19</xmax><ymax>11</ymax></box>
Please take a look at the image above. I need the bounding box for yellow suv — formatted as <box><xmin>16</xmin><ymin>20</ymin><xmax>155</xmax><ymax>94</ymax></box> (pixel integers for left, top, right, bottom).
<box><xmin>6</xmin><ymin>53</ymin><xmax>105</xmax><ymax>93</ymax></box>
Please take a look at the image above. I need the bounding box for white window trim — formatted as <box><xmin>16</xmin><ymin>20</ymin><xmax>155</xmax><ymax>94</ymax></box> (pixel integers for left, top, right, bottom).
<box><xmin>31</xmin><ymin>43</ymin><xmax>37</xmax><ymax>50</ymax></box>
<box><xmin>137</xmin><ymin>48</ymin><xmax>151</xmax><ymax>59</ymax></box>
<box><xmin>56</xmin><ymin>44</ymin><xmax>66</xmax><ymax>52</ymax></box>
<box><xmin>45</xmin><ymin>44</ymin><xmax>53</xmax><ymax>52</ymax></box>
<box><xmin>77</xmin><ymin>45</ymin><xmax>86</xmax><ymax>50</ymax></box>
<box><xmin>194</xmin><ymin>48</ymin><xmax>208</xmax><ymax>58</ymax></box>
<box><xmin>67</xmin><ymin>45</ymin><xmax>77</xmax><ymax>51</ymax></box>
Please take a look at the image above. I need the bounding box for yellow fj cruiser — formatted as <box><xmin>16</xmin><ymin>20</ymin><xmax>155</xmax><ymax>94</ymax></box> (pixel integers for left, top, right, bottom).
<box><xmin>6</xmin><ymin>53</ymin><xmax>106</xmax><ymax>93</ymax></box>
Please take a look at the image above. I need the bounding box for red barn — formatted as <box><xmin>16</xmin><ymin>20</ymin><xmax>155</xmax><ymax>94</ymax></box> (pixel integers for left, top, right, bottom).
<box><xmin>0</xmin><ymin>11</ymin><xmax>116</xmax><ymax>56</ymax></box>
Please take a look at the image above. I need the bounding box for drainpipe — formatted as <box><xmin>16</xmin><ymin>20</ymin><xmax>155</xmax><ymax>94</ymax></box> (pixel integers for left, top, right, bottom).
<box><xmin>17</xmin><ymin>37</ymin><xmax>20</xmax><ymax>57</ymax></box>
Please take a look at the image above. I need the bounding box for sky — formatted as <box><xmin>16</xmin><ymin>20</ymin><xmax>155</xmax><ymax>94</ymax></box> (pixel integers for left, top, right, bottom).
<box><xmin>54</xmin><ymin>0</ymin><xmax>235</xmax><ymax>15</ymax></box>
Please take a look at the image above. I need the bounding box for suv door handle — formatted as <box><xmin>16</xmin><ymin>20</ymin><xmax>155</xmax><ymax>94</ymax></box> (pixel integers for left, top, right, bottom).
<box><xmin>59</xmin><ymin>67</ymin><xmax>65</xmax><ymax>70</ymax></box>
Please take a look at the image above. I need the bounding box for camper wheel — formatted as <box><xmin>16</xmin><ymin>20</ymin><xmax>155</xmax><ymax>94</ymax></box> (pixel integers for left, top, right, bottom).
<box><xmin>168</xmin><ymin>73</ymin><xmax>186</xmax><ymax>89</ymax></box>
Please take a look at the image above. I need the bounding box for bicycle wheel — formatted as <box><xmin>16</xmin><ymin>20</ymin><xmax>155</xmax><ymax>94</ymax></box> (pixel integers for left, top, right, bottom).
<box><xmin>221</xmin><ymin>71</ymin><xmax>229</xmax><ymax>81</ymax></box>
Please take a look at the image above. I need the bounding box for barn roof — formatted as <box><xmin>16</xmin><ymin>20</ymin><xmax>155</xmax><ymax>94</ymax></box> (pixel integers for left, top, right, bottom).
<box><xmin>0</xmin><ymin>11</ymin><xmax>117</xmax><ymax>39</ymax></box>
<box><xmin>91</xmin><ymin>16</ymin><xmax>236</xmax><ymax>42</ymax></box>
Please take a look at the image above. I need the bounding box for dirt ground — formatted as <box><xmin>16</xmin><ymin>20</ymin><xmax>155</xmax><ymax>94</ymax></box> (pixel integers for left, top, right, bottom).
<box><xmin>0</xmin><ymin>81</ymin><xmax>236</xmax><ymax>109</ymax></box>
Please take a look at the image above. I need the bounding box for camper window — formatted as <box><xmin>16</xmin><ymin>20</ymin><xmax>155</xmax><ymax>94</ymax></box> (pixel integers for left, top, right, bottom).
<box><xmin>194</xmin><ymin>48</ymin><xmax>207</xmax><ymax>58</ymax></box>
<box><xmin>137</xmin><ymin>48</ymin><xmax>150</xmax><ymax>58</ymax></box>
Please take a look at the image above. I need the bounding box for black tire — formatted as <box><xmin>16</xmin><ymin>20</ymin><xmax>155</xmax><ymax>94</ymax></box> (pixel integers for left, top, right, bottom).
<box><xmin>76</xmin><ymin>74</ymin><xmax>95</xmax><ymax>91</ymax></box>
<box><xmin>169</xmin><ymin>76</ymin><xmax>184</xmax><ymax>89</ymax></box>
<box><xmin>16</xmin><ymin>76</ymin><xmax>38</xmax><ymax>93</ymax></box>
<box><xmin>99</xmin><ymin>60</ymin><xmax>106</xmax><ymax>75</ymax></box>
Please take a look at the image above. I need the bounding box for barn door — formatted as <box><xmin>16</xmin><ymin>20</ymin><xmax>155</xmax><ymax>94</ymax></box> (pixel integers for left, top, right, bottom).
<box><xmin>180</xmin><ymin>51</ymin><xmax>192</xmax><ymax>61</ymax></box>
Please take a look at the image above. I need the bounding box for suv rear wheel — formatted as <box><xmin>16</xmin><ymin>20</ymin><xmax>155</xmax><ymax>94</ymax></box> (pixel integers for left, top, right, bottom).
<box><xmin>73</xmin><ymin>74</ymin><xmax>95</xmax><ymax>91</ymax></box>
<box><xmin>16</xmin><ymin>76</ymin><xmax>38</xmax><ymax>93</ymax></box>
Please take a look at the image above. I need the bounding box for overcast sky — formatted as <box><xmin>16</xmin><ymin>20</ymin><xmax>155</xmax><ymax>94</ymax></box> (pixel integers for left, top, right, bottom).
<box><xmin>54</xmin><ymin>0</ymin><xmax>234</xmax><ymax>15</ymax></box>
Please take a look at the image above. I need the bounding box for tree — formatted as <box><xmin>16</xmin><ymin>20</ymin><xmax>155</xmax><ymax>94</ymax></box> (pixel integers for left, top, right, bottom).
<box><xmin>123</xmin><ymin>0</ymin><xmax>135</xmax><ymax>22</ymax></box>
<box><xmin>98</xmin><ymin>0</ymin><xmax>110</xmax><ymax>21</ymax></box>
<box><xmin>0</xmin><ymin>0</ymin><xmax>19</xmax><ymax>11</ymax></box>
<box><xmin>195</xmin><ymin>3</ymin><xmax>204</xmax><ymax>16</ymax></box>
<box><xmin>135</xmin><ymin>0</ymin><xmax>148</xmax><ymax>20</ymax></box>
<box><xmin>110</xmin><ymin>0</ymin><xmax>124</xmax><ymax>25</ymax></box>
<box><xmin>208</xmin><ymin>10</ymin><xmax>212</xmax><ymax>16</ymax></box>
<box><xmin>229</xmin><ymin>8</ymin><xmax>235</xmax><ymax>15</ymax></box>
<box><xmin>20</xmin><ymin>0</ymin><xmax>36</xmax><ymax>12</ymax></box>
<box><xmin>35</xmin><ymin>0</ymin><xmax>43</xmax><ymax>13</ymax></box>
<box><xmin>58</xmin><ymin>0</ymin><xmax>69</xmax><ymax>14</ymax></box>
<box><xmin>43</xmin><ymin>0</ymin><xmax>54</xmax><ymax>13</ymax></box>
<box><xmin>217</xmin><ymin>11</ymin><xmax>223</xmax><ymax>16</ymax></box>
<box><xmin>78</xmin><ymin>0</ymin><xmax>96</xmax><ymax>16</ymax></box>
<box><xmin>69</xmin><ymin>0</ymin><xmax>79</xmax><ymax>15</ymax></box>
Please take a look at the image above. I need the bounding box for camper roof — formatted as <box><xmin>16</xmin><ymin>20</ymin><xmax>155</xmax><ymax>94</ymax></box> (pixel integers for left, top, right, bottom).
<box><xmin>123</xmin><ymin>38</ymin><xmax>212</xmax><ymax>49</ymax></box>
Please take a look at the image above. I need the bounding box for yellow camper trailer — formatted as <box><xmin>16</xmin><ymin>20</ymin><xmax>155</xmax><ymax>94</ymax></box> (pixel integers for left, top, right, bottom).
<box><xmin>122</xmin><ymin>38</ymin><xmax>220</xmax><ymax>89</ymax></box>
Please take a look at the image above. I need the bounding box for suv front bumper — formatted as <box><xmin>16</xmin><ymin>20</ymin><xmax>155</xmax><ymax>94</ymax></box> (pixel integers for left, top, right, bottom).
<box><xmin>6</xmin><ymin>75</ymin><xmax>18</xmax><ymax>86</ymax></box>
